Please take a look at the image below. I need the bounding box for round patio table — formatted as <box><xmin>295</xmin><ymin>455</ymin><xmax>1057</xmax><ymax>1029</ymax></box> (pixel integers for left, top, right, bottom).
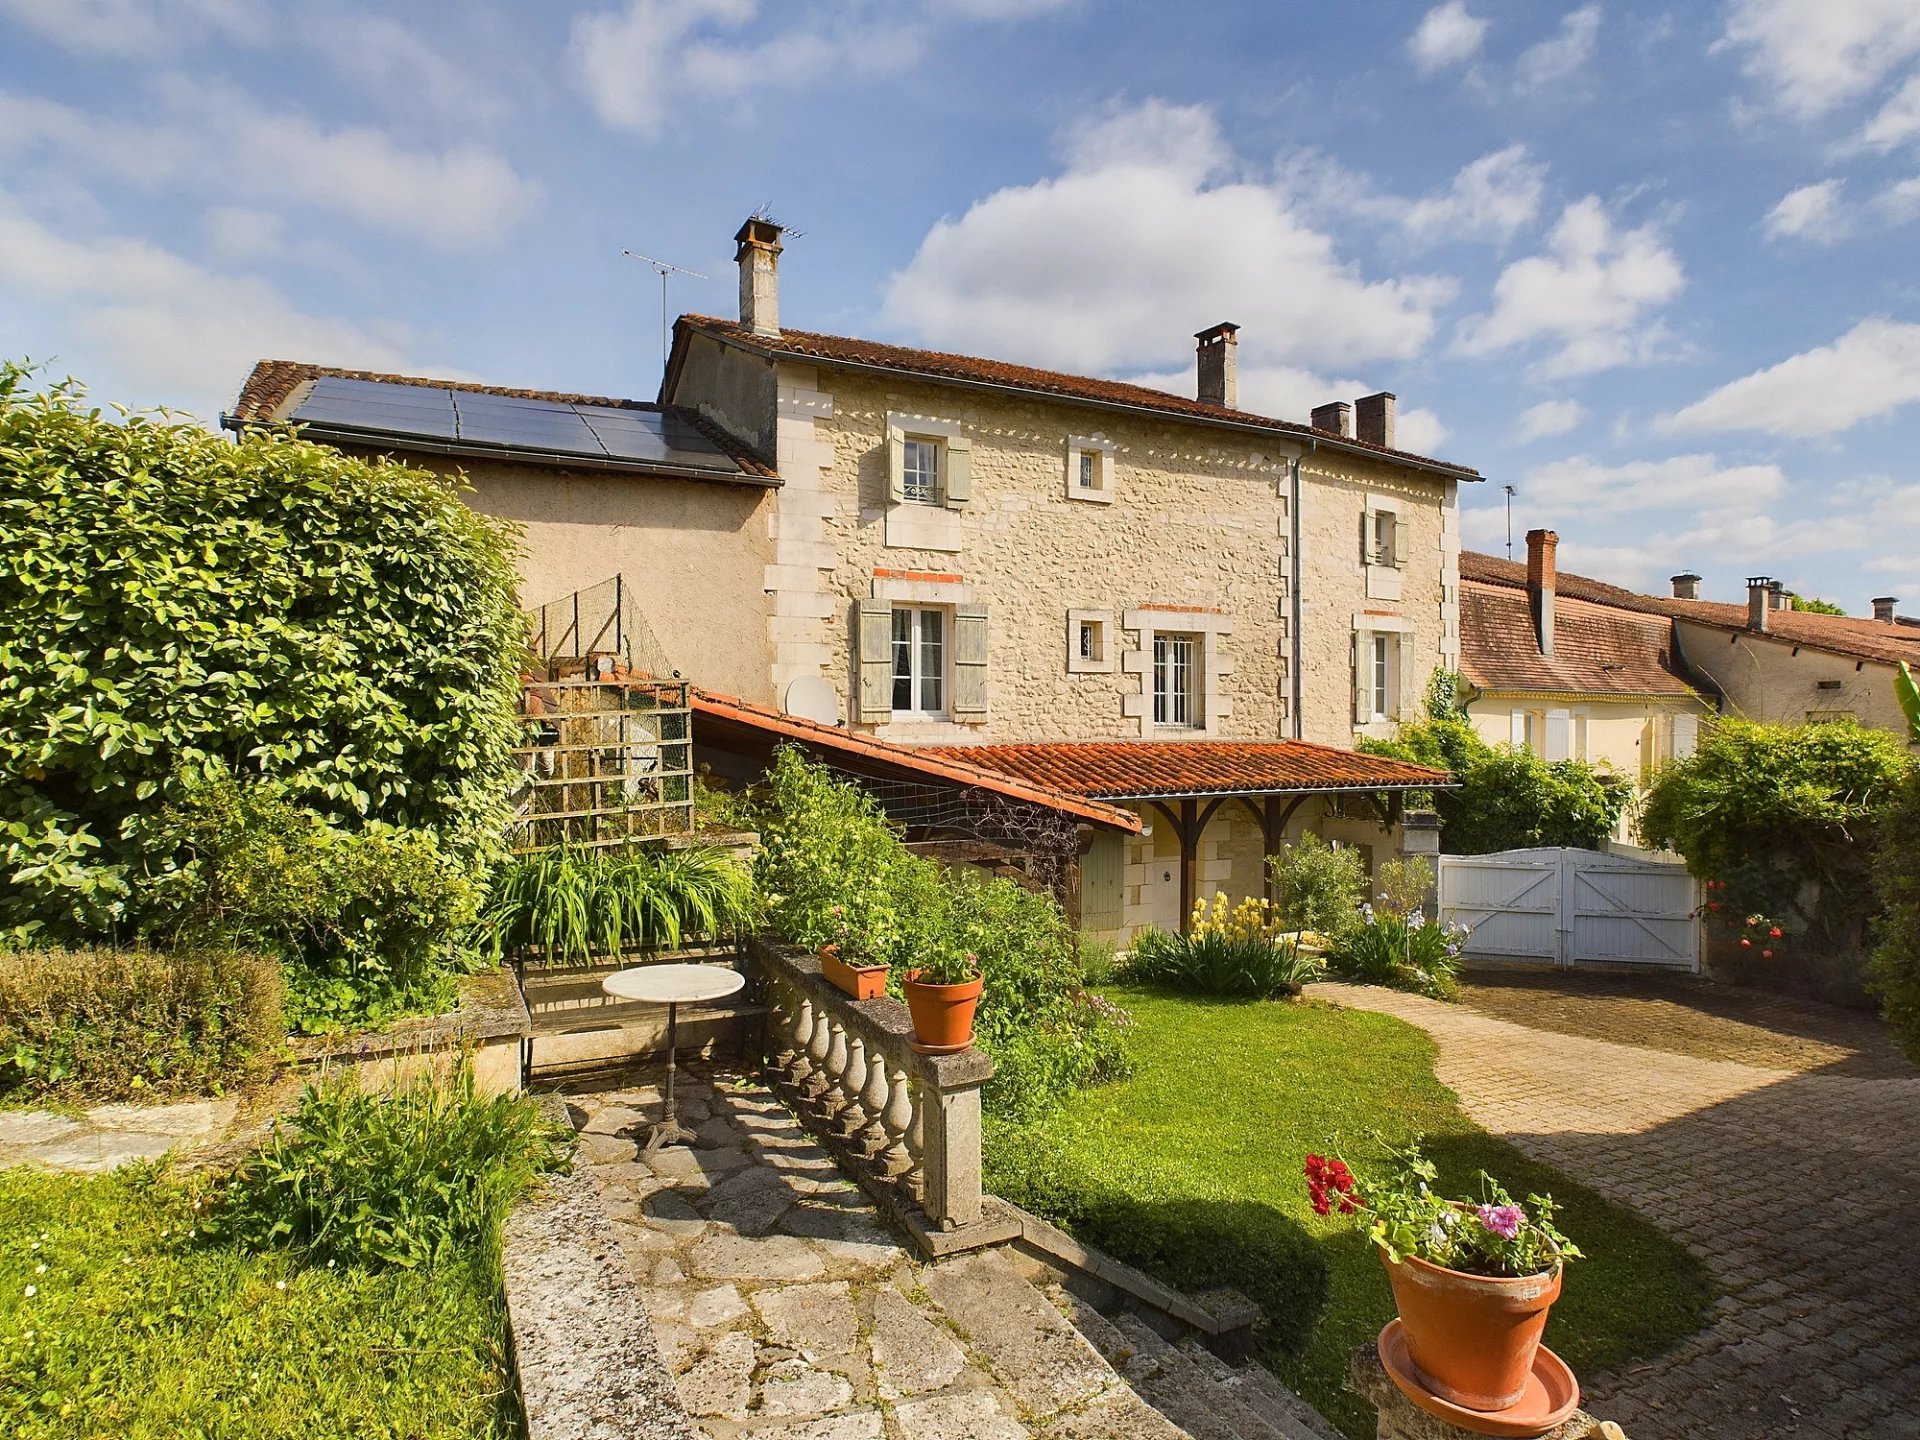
<box><xmin>602</xmin><ymin>962</ymin><xmax>746</xmax><ymax>1155</ymax></box>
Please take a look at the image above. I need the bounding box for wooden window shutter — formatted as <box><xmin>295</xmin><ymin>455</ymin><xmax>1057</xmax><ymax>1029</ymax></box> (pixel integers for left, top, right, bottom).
<box><xmin>1398</xmin><ymin>636</ymin><xmax>1416</xmax><ymax>719</ymax></box>
<box><xmin>944</xmin><ymin>434</ymin><xmax>972</xmax><ymax>506</ymax></box>
<box><xmin>1391</xmin><ymin>513</ymin><xmax>1408</xmax><ymax>568</ymax></box>
<box><xmin>886</xmin><ymin>426</ymin><xmax>906</xmax><ymax>503</ymax></box>
<box><xmin>856</xmin><ymin>598</ymin><xmax>893</xmax><ymax>722</ymax></box>
<box><xmin>1360</xmin><ymin>510</ymin><xmax>1375</xmax><ymax>565</ymax></box>
<box><xmin>952</xmin><ymin>604</ymin><xmax>989</xmax><ymax>719</ymax></box>
<box><xmin>1352</xmin><ymin>631</ymin><xmax>1368</xmax><ymax>724</ymax></box>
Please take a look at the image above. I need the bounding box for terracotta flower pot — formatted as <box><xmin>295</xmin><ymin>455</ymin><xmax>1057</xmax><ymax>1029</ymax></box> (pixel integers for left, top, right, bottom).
<box><xmin>901</xmin><ymin>970</ymin><xmax>984</xmax><ymax>1053</ymax></box>
<box><xmin>819</xmin><ymin>944</ymin><xmax>889</xmax><ymax>1001</ymax></box>
<box><xmin>1380</xmin><ymin>1248</ymin><xmax>1562</xmax><ymax>1412</ymax></box>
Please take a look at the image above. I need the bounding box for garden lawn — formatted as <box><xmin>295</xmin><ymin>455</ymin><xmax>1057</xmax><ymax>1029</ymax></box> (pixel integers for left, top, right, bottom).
<box><xmin>985</xmin><ymin>988</ymin><xmax>1714</xmax><ymax>1439</ymax></box>
<box><xmin>0</xmin><ymin>1164</ymin><xmax>514</xmax><ymax>1439</ymax></box>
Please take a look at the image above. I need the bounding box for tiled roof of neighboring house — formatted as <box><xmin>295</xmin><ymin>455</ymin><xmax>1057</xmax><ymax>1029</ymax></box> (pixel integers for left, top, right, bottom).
<box><xmin>1459</xmin><ymin>583</ymin><xmax>1701</xmax><ymax>697</ymax></box>
<box><xmin>688</xmin><ymin>690</ymin><xmax>1140</xmax><ymax>832</ymax></box>
<box><xmin>918</xmin><ymin>741</ymin><xmax>1450</xmax><ymax>801</ymax></box>
<box><xmin>1462</xmin><ymin>551</ymin><xmax>1920</xmax><ymax>669</ymax></box>
<box><xmin>674</xmin><ymin>316</ymin><xmax>1481</xmax><ymax>480</ymax></box>
<box><xmin>225</xmin><ymin>360</ymin><xmax>777</xmax><ymax>482</ymax></box>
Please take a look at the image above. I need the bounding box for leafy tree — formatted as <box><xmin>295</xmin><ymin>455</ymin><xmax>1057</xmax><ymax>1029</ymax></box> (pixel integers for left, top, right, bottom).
<box><xmin>0</xmin><ymin>366</ymin><xmax>526</xmax><ymax>943</ymax></box>
<box><xmin>1639</xmin><ymin>718</ymin><xmax>1911</xmax><ymax>966</ymax></box>
<box><xmin>1789</xmin><ymin>594</ymin><xmax>1846</xmax><ymax>615</ymax></box>
<box><xmin>1870</xmin><ymin>770</ymin><xmax>1920</xmax><ymax>1064</ymax></box>
<box><xmin>1361</xmin><ymin>715</ymin><xmax>1624</xmax><ymax>854</ymax></box>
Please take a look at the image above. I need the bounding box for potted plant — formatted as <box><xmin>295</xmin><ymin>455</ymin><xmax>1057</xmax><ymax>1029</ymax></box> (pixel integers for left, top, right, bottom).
<box><xmin>901</xmin><ymin>943</ymin><xmax>984</xmax><ymax>1053</ymax></box>
<box><xmin>1304</xmin><ymin>1144</ymin><xmax>1580</xmax><ymax>1413</ymax></box>
<box><xmin>817</xmin><ymin>904</ymin><xmax>889</xmax><ymax>1001</ymax></box>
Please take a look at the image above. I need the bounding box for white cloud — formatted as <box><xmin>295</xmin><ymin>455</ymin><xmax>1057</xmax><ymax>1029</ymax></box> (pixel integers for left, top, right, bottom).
<box><xmin>571</xmin><ymin>0</ymin><xmax>1043</xmax><ymax>137</ymax></box>
<box><xmin>0</xmin><ymin>0</ymin><xmax>266</xmax><ymax>55</ymax></box>
<box><xmin>1407</xmin><ymin>2</ymin><xmax>1487</xmax><ymax>75</ymax></box>
<box><xmin>1660</xmin><ymin>319</ymin><xmax>1920</xmax><ymax>438</ymax></box>
<box><xmin>1514</xmin><ymin>5</ymin><xmax>1601</xmax><ymax>96</ymax></box>
<box><xmin>0</xmin><ymin>186</ymin><xmax>411</xmax><ymax>418</ymax></box>
<box><xmin>1860</xmin><ymin>73</ymin><xmax>1920</xmax><ymax>150</ymax></box>
<box><xmin>1513</xmin><ymin>399</ymin><xmax>1585</xmax><ymax>442</ymax></box>
<box><xmin>1456</xmin><ymin>197</ymin><xmax>1684</xmax><ymax>377</ymax></box>
<box><xmin>1764</xmin><ymin>179</ymin><xmax>1849</xmax><ymax>242</ymax></box>
<box><xmin>1396</xmin><ymin>406</ymin><xmax>1449</xmax><ymax>455</ymax></box>
<box><xmin>1399</xmin><ymin>146</ymin><xmax>1547</xmax><ymax>246</ymax></box>
<box><xmin>0</xmin><ymin>84</ymin><xmax>534</xmax><ymax>249</ymax></box>
<box><xmin>297</xmin><ymin>13</ymin><xmax>506</xmax><ymax>127</ymax></box>
<box><xmin>881</xmin><ymin>101</ymin><xmax>1455</xmax><ymax>379</ymax></box>
<box><xmin>1720</xmin><ymin>0</ymin><xmax>1920</xmax><ymax>117</ymax></box>
<box><xmin>201</xmin><ymin>204</ymin><xmax>284</xmax><ymax>262</ymax></box>
<box><xmin>1522</xmin><ymin>453</ymin><xmax>1787</xmax><ymax>512</ymax></box>
<box><xmin>1875</xmin><ymin>177</ymin><xmax>1920</xmax><ymax>222</ymax></box>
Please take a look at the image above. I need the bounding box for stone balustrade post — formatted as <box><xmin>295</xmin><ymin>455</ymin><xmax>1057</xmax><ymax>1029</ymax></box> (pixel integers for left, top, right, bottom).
<box><xmin>917</xmin><ymin>1076</ymin><xmax>985</xmax><ymax>1230</ymax></box>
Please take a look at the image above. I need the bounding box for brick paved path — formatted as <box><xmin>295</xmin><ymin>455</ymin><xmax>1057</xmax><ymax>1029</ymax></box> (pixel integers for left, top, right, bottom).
<box><xmin>1309</xmin><ymin>981</ymin><xmax>1920</xmax><ymax>1440</ymax></box>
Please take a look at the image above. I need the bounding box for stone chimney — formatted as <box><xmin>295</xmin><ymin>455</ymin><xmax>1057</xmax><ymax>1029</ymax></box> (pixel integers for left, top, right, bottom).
<box><xmin>1527</xmin><ymin>529</ymin><xmax>1558</xmax><ymax>657</ymax></box>
<box><xmin>1355</xmin><ymin>392</ymin><xmax>1397</xmax><ymax>450</ymax></box>
<box><xmin>1769</xmin><ymin>580</ymin><xmax>1787</xmax><ymax>612</ymax></box>
<box><xmin>1670</xmin><ymin>572</ymin><xmax>1701</xmax><ymax>601</ymax></box>
<box><xmin>1195</xmin><ymin>322</ymin><xmax>1238</xmax><ymax>408</ymax></box>
<box><xmin>1311</xmin><ymin>401</ymin><xmax>1354</xmax><ymax>438</ymax></box>
<box><xmin>1873</xmin><ymin>596</ymin><xmax>1898</xmax><ymax>624</ymax></box>
<box><xmin>734</xmin><ymin>216</ymin><xmax>784</xmax><ymax>338</ymax></box>
<box><xmin>1746</xmin><ymin>576</ymin><xmax>1774</xmax><ymax>632</ymax></box>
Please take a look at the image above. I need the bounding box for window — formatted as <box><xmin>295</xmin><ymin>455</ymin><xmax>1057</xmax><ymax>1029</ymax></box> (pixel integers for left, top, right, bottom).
<box><xmin>1078</xmin><ymin>451</ymin><xmax>1097</xmax><ymax>490</ymax></box>
<box><xmin>1153</xmin><ymin>632</ymin><xmax>1201</xmax><ymax>728</ymax></box>
<box><xmin>1066</xmin><ymin>609</ymin><xmax>1115</xmax><ymax>674</ymax></box>
<box><xmin>1065</xmin><ymin>436</ymin><xmax>1114</xmax><ymax>503</ymax></box>
<box><xmin>1371</xmin><ymin>510</ymin><xmax>1399</xmax><ymax>568</ymax></box>
<box><xmin>1079</xmin><ymin>621</ymin><xmax>1101</xmax><ymax>661</ymax></box>
<box><xmin>890</xmin><ymin>606</ymin><xmax>945</xmax><ymax>715</ymax></box>
<box><xmin>902</xmin><ymin>438</ymin><xmax>941</xmax><ymax>504</ymax></box>
<box><xmin>1357</xmin><ymin>631</ymin><xmax>1401</xmax><ymax>723</ymax></box>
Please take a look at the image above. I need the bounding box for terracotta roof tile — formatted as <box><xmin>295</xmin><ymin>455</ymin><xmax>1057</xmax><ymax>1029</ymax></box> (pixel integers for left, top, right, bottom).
<box><xmin>677</xmin><ymin>316</ymin><xmax>1480</xmax><ymax>479</ymax></box>
<box><xmin>227</xmin><ymin>359</ymin><xmax>775</xmax><ymax>480</ymax></box>
<box><xmin>917</xmin><ymin>741</ymin><xmax>1450</xmax><ymax>800</ymax></box>
<box><xmin>1461</xmin><ymin>551</ymin><xmax>1920</xmax><ymax>669</ymax></box>
<box><xmin>1460</xmin><ymin>583</ymin><xmax>1700</xmax><ymax>697</ymax></box>
<box><xmin>688</xmin><ymin>690</ymin><xmax>1140</xmax><ymax>831</ymax></box>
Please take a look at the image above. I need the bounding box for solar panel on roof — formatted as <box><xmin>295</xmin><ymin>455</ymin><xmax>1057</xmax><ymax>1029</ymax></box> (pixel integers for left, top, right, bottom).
<box><xmin>285</xmin><ymin>376</ymin><xmax>747</xmax><ymax>475</ymax></box>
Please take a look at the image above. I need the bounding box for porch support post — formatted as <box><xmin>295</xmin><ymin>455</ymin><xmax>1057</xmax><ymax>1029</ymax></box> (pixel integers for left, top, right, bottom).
<box><xmin>1179</xmin><ymin>798</ymin><xmax>1198</xmax><ymax>931</ymax></box>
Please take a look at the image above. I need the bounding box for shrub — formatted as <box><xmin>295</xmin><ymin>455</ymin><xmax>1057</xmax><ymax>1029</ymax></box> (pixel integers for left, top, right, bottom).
<box><xmin>1123</xmin><ymin>894</ymin><xmax>1323</xmax><ymax>997</ymax></box>
<box><xmin>1373</xmin><ymin>856</ymin><xmax>1433</xmax><ymax>917</ymax></box>
<box><xmin>142</xmin><ymin>771</ymin><xmax>483</xmax><ymax>1033</ymax></box>
<box><xmin>215</xmin><ymin>1066</ymin><xmax>566</xmax><ymax>1270</ymax></box>
<box><xmin>1078</xmin><ymin>934</ymin><xmax>1119</xmax><ymax>985</ymax></box>
<box><xmin>1361</xmin><ymin>714</ymin><xmax>1625</xmax><ymax>853</ymax></box>
<box><xmin>1870</xmin><ymin>770</ymin><xmax>1920</xmax><ymax>1064</ymax></box>
<box><xmin>1269</xmin><ymin>834</ymin><xmax>1367</xmax><ymax>935</ymax></box>
<box><xmin>0</xmin><ymin>367</ymin><xmax>525</xmax><ymax>944</ymax></box>
<box><xmin>0</xmin><ymin>947</ymin><xmax>283</xmax><ymax>1103</ymax></box>
<box><xmin>753</xmin><ymin>748</ymin><xmax>1130</xmax><ymax>1118</ymax></box>
<box><xmin>1326</xmin><ymin>907</ymin><xmax>1464</xmax><ymax>1000</ymax></box>
<box><xmin>479</xmin><ymin>842</ymin><xmax>759</xmax><ymax>965</ymax></box>
<box><xmin>1640</xmin><ymin>718</ymin><xmax>1910</xmax><ymax>998</ymax></box>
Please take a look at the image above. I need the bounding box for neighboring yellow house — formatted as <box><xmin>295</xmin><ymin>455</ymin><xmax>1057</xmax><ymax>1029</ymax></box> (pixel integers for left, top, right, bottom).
<box><xmin>1458</xmin><ymin>533</ymin><xmax>1713</xmax><ymax>843</ymax></box>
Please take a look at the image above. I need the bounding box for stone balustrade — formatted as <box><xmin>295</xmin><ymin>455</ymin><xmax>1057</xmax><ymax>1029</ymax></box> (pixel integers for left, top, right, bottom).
<box><xmin>745</xmin><ymin>936</ymin><xmax>995</xmax><ymax>1236</ymax></box>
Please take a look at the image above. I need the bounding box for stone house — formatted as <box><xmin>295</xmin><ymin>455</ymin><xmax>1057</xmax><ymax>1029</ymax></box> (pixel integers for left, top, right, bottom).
<box><xmin>229</xmin><ymin>216</ymin><xmax>1472</xmax><ymax>940</ymax></box>
<box><xmin>1458</xmin><ymin>532</ymin><xmax>1715</xmax><ymax>843</ymax></box>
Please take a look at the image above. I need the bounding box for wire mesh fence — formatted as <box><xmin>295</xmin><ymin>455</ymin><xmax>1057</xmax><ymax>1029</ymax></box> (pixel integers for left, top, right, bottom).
<box><xmin>511</xmin><ymin>678</ymin><xmax>694</xmax><ymax>852</ymax></box>
<box><xmin>525</xmin><ymin>573</ymin><xmax>678</xmax><ymax>680</ymax></box>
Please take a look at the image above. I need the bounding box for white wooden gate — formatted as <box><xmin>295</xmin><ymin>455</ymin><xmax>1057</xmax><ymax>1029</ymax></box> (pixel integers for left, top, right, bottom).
<box><xmin>1437</xmin><ymin>847</ymin><xmax>1698</xmax><ymax>971</ymax></box>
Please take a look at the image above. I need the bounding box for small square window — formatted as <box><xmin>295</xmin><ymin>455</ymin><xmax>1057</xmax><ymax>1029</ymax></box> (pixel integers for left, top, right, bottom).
<box><xmin>1066</xmin><ymin>610</ymin><xmax>1115</xmax><ymax>674</ymax></box>
<box><xmin>1065</xmin><ymin>438</ymin><xmax>1114</xmax><ymax>503</ymax></box>
<box><xmin>902</xmin><ymin>438</ymin><xmax>941</xmax><ymax>504</ymax></box>
<box><xmin>1078</xmin><ymin>451</ymin><xmax>1097</xmax><ymax>489</ymax></box>
<box><xmin>1079</xmin><ymin>621</ymin><xmax>1101</xmax><ymax>661</ymax></box>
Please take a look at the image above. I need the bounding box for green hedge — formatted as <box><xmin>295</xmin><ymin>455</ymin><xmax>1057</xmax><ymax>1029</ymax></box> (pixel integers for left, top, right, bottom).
<box><xmin>0</xmin><ymin>947</ymin><xmax>284</xmax><ymax>1103</ymax></box>
<box><xmin>0</xmin><ymin>366</ymin><xmax>525</xmax><ymax>944</ymax></box>
<box><xmin>1871</xmin><ymin>770</ymin><xmax>1920</xmax><ymax>1063</ymax></box>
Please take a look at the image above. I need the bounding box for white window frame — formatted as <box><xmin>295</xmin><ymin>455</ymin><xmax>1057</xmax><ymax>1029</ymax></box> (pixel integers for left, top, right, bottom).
<box><xmin>1352</xmin><ymin>613</ymin><xmax>1413</xmax><ymax>729</ymax></box>
<box><xmin>1065</xmin><ymin>435</ymin><xmax>1116</xmax><ymax>504</ymax></box>
<box><xmin>1066</xmin><ymin>608</ymin><xmax>1116</xmax><ymax>674</ymax></box>
<box><xmin>901</xmin><ymin>436</ymin><xmax>941</xmax><ymax>505</ymax></box>
<box><xmin>890</xmin><ymin>605</ymin><xmax>948</xmax><ymax>718</ymax></box>
<box><xmin>1152</xmin><ymin>631</ymin><xmax>1203</xmax><ymax>729</ymax></box>
<box><xmin>1369</xmin><ymin>634</ymin><xmax>1394</xmax><ymax>720</ymax></box>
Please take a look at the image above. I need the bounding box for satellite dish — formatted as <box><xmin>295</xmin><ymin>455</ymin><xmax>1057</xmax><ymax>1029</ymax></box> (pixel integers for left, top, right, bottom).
<box><xmin>783</xmin><ymin>676</ymin><xmax>843</xmax><ymax>726</ymax></box>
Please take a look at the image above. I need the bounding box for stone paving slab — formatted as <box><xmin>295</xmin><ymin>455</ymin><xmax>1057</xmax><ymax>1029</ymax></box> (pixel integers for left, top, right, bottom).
<box><xmin>1309</xmin><ymin>980</ymin><xmax>1920</xmax><ymax>1440</ymax></box>
<box><xmin>0</xmin><ymin>1096</ymin><xmax>243</xmax><ymax>1173</ymax></box>
<box><xmin>565</xmin><ymin>1065</ymin><xmax>1183</xmax><ymax>1440</ymax></box>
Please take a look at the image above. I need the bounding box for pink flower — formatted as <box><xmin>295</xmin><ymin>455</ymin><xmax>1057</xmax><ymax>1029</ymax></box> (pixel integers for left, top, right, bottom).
<box><xmin>1476</xmin><ymin>1203</ymin><xmax>1524</xmax><ymax>1240</ymax></box>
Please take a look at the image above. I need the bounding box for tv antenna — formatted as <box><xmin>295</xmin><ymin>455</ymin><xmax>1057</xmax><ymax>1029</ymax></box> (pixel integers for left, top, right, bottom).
<box><xmin>623</xmin><ymin>250</ymin><xmax>708</xmax><ymax>376</ymax></box>
<box><xmin>1503</xmin><ymin>484</ymin><xmax>1517</xmax><ymax>559</ymax></box>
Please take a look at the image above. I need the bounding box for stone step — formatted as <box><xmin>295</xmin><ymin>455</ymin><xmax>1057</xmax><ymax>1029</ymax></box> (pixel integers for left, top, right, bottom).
<box><xmin>1052</xmin><ymin>1291</ymin><xmax>1335</xmax><ymax>1440</ymax></box>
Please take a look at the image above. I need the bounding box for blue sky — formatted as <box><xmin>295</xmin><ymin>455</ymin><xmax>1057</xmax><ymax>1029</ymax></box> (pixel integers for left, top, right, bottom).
<box><xmin>5</xmin><ymin>1</ymin><xmax>1920</xmax><ymax>612</ymax></box>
